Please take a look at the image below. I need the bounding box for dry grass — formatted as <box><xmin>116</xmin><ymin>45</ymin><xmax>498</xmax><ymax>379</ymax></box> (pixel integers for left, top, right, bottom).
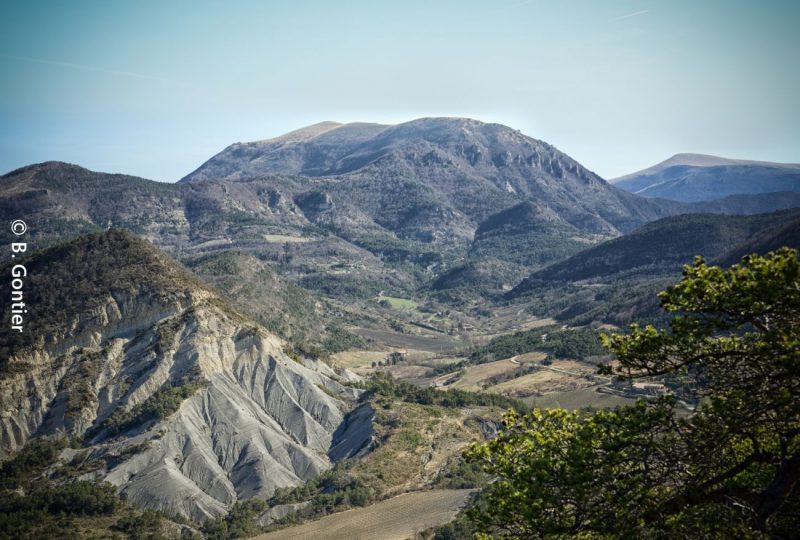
<box><xmin>252</xmin><ymin>489</ymin><xmax>474</xmax><ymax>540</ymax></box>
<box><xmin>262</xmin><ymin>234</ymin><xmax>312</xmax><ymax>243</ymax></box>
<box><xmin>443</xmin><ymin>354</ymin><xmax>541</xmax><ymax>392</ymax></box>
<box><xmin>447</xmin><ymin>360</ymin><xmax>516</xmax><ymax>391</ymax></box>
<box><xmin>383</xmin><ymin>364</ymin><xmax>432</xmax><ymax>381</ymax></box>
<box><xmin>331</xmin><ymin>350</ymin><xmax>389</xmax><ymax>374</ymax></box>
<box><xmin>350</xmin><ymin>402</ymin><xmax>489</xmax><ymax>495</ymax></box>
<box><xmin>485</xmin><ymin>359</ymin><xmax>601</xmax><ymax>398</ymax></box>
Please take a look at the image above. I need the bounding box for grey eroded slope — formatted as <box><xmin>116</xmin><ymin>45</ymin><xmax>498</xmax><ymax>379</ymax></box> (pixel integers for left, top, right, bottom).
<box><xmin>0</xmin><ymin>230</ymin><xmax>363</xmax><ymax>522</ymax></box>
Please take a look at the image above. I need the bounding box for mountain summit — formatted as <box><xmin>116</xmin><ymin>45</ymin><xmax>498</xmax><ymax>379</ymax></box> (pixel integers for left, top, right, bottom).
<box><xmin>180</xmin><ymin>117</ymin><xmax>675</xmax><ymax>237</ymax></box>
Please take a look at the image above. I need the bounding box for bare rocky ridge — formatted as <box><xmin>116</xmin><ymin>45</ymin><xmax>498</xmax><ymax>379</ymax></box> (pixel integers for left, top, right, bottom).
<box><xmin>180</xmin><ymin>117</ymin><xmax>679</xmax><ymax>236</ymax></box>
<box><xmin>0</xmin><ymin>230</ymin><xmax>364</xmax><ymax>521</ymax></box>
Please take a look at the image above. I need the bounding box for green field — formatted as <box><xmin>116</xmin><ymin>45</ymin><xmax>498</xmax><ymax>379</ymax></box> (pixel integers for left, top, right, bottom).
<box><xmin>380</xmin><ymin>296</ymin><xmax>420</xmax><ymax>311</ymax></box>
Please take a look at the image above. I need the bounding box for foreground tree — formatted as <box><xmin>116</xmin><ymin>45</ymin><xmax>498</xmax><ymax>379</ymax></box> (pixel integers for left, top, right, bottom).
<box><xmin>465</xmin><ymin>248</ymin><xmax>800</xmax><ymax>538</ymax></box>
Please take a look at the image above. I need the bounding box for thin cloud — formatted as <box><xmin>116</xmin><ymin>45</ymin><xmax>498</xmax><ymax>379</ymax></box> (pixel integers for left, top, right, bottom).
<box><xmin>0</xmin><ymin>53</ymin><xmax>174</xmax><ymax>84</ymax></box>
<box><xmin>612</xmin><ymin>9</ymin><xmax>649</xmax><ymax>21</ymax></box>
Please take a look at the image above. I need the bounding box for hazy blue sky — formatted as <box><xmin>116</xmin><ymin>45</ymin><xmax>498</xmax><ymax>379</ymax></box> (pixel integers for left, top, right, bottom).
<box><xmin>1</xmin><ymin>0</ymin><xmax>798</xmax><ymax>181</ymax></box>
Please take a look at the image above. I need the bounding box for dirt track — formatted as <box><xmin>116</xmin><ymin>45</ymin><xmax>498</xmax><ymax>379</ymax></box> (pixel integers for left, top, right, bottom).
<box><xmin>252</xmin><ymin>489</ymin><xmax>474</xmax><ymax>540</ymax></box>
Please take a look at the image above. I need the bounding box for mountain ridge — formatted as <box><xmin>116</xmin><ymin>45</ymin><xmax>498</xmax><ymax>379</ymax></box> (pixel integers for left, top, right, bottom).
<box><xmin>612</xmin><ymin>153</ymin><xmax>800</xmax><ymax>202</ymax></box>
<box><xmin>511</xmin><ymin>208</ymin><xmax>800</xmax><ymax>289</ymax></box>
<box><xmin>612</xmin><ymin>153</ymin><xmax>800</xmax><ymax>183</ymax></box>
<box><xmin>179</xmin><ymin>117</ymin><xmax>682</xmax><ymax>238</ymax></box>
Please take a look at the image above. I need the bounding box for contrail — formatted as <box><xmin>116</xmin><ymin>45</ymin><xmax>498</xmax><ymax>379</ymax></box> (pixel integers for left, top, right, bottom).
<box><xmin>612</xmin><ymin>9</ymin><xmax>649</xmax><ymax>21</ymax></box>
<box><xmin>0</xmin><ymin>53</ymin><xmax>174</xmax><ymax>83</ymax></box>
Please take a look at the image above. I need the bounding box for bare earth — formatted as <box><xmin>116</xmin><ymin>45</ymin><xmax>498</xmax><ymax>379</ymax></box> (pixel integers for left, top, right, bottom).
<box><xmin>262</xmin><ymin>234</ymin><xmax>312</xmax><ymax>243</ymax></box>
<box><xmin>252</xmin><ymin>489</ymin><xmax>474</xmax><ymax>540</ymax></box>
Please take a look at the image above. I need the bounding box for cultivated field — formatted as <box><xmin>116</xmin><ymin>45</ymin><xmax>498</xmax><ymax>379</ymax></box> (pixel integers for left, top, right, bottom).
<box><xmin>470</xmin><ymin>304</ymin><xmax>557</xmax><ymax>338</ymax></box>
<box><xmin>352</xmin><ymin>327</ymin><xmax>465</xmax><ymax>353</ymax></box>
<box><xmin>525</xmin><ymin>386</ymin><xmax>636</xmax><ymax>410</ymax></box>
<box><xmin>445</xmin><ymin>358</ymin><xmax>520</xmax><ymax>391</ymax></box>
<box><xmin>331</xmin><ymin>350</ymin><xmax>392</xmax><ymax>374</ymax></box>
<box><xmin>380</xmin><ymin>296</ymin><xmax>421</xmax><ymax>311</ymax></box>
<box><xmin>436</xmin><ymin>352</ymin><xmax>545</xmax><ymax>392</ymax></box>
<box><xmin>484</xmin><ymin>359</ymin><xmax>605</xmax><ymax>397</ymax></box>
<box><xmin>253</xmin><ymin>489</ymin><xmax>474</xmax><ymax>540</ymax></box>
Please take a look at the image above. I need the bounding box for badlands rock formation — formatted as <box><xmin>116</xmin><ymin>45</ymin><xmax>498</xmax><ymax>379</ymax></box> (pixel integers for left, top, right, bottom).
<box><xmin>0</xmin><ymin>230</ymin><xmax>363</xmax><ymax>521</ymax></box>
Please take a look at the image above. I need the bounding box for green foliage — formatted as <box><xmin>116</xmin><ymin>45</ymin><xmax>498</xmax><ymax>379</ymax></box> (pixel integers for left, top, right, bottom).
<box><xmin>0</xmin><ymin>437</ymin><xmax>179</xmax><ymax>538</ymax></box>
<box><xmin>430</xmin><ymin>258</ymin><xmax>529</xmax><ymax>303</ymax></box>
<box><xmin>429</xmin><ymin>511</ymin><xmax>480</xmax><ymax>540</ymax></box>
<box><xmin>434</xmin><ymin>458</ymin><xmax>489</xmax><ymax>489</ymax></box>
<box><xmin>263</xmin><ymin>464</ymin><xmax>377</xmax><ymax>529</ymax></box>
<box><xmin>465</xmin><ymin>248</ymin><xmax>800</xmax><ymax>538</ymax></box>
<box><xmin>511</xmin><ymin>210</ymin><xmax>800</xmax><ymax>328</ymax></box>
<box><xmin>185</xmin><ymin>249</ymin><xmax>339</xmax><ymax>354</ymax></box>
<box><xmin>469</xmin><ymin>201</ymin><xmax>592</xmax><ymax>268</ymax></box>
<box><xmin>0</xmin><ymin>481</ymin><xmax>122</xmax><ymax>539</ymax></box>
<box><xmin>114</xmin><ymin>508</ymin><xmax>168</xmax><ymax>540</ymax></box>
<box><xmin>100</xmin><ymin>380</ymin><xmax>207</xmax><ymax>438</ymax></box>
<box><xmin>1</xmin><ymin>229</ymin><xmax>206</xmax><ymax>370</ymax></box>
<box><xmin>299</xmin><ymin>274</ymin><xmax>388</xmax><ymax>299</ymax></box>
<box><xmin>0</xmin><ymin>438</ymin><xmax>68</xmax><ymax>490</ymax></box>
<box><xmin>202</xmin><ymin>499</ymin><xmax>266</xmax><ymax>540</ymax></box>
<box><xmin>525</xmin><ymin>210</ymin><xmax>800</xmax><ymax>285</ymax></box>
<box><xmin>363</xmin><ymin>372</ymin><xmax>527</xmax><ymax>414</ymax></box>
<box><xmin>430</xmin><ymin>360</ymin><xmax>467</xmax><ymax>376</ymax></box>
<box><xmin>470</xmin><ymin>326</ymin><xmax>606</xmax><ymax>364</ymax></box>
<box><xmin>322</xmin><ymin>325</ymin><xmax>366</xmax><ymax>354</ymax></box>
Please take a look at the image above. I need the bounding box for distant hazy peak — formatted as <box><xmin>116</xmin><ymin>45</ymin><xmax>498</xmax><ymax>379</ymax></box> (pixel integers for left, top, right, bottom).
<box><xmin>613</xmin><ymin>153</ymin><xmax>800</xmax><ymax>183</ymax></box>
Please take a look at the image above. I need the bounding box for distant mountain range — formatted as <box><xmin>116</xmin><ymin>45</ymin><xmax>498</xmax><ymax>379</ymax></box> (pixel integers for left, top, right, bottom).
<box><xmin>4</xmin><ymin>120</ymin><xmax>800</xmax><ymax>307</ymax></box>
<box><xmin>612</xmin><ymin>153</ymin><xmax>800</xmax><ymax>202</ymax></box>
